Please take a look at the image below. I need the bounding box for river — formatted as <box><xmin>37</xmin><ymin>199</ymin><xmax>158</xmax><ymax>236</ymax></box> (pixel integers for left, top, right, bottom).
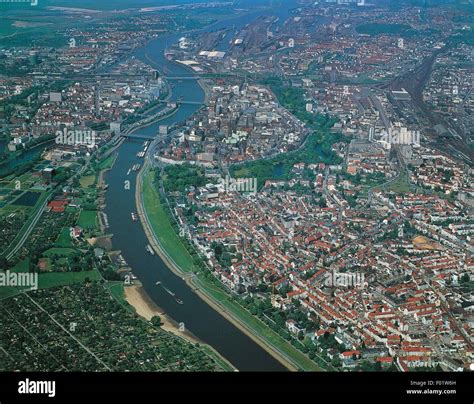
<box><xmin>0</xmin><ymin>140</ymin><xmax>52</xmax><ymax>176</ymax></box>
<box><xmin>103</xmin><ymin>2</ymin><xmax>300</xmax><ymax>371</ymax></box>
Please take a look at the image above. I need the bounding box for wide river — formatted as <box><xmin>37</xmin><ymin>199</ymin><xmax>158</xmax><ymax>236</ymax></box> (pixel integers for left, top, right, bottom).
<box><xmin>104</xmin><ymin>2</ymin><xmax>300</xmax><ymax>371</ymax></box>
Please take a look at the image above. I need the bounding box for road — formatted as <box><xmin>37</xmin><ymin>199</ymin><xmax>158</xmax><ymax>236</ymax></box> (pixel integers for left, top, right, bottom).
<box><xmin>5</xmin><ymin>196</ymin><xmax>49</xmax><ymax>261</ymax></box>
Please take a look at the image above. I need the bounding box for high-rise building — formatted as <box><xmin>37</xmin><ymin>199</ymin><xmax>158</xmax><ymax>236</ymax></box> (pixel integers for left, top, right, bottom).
<box><xmin>42</xmin><ymin>167</ymin><xmax>55</xmax><ymax>184</ymax></box>
<box><xmin>110</xmin><ymin>122</ymin><xmax>121</xmax><ymax>135</ymax></box>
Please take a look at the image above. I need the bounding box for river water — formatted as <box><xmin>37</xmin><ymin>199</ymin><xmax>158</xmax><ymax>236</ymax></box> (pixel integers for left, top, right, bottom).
<box><xmin>103</xmin><ymin>2</ymin><xmax>300</xmax><ymax>371</ymax></box>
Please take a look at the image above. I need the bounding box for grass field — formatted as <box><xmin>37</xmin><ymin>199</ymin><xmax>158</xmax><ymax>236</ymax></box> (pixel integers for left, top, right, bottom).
<box><xmin>77</xmin><ymin>210</ymin><xmax>98</xmax><ymax>229</ymax></box>
<box><xmin>141</xmin><ymin>168</ymin><xmax>322</xmax><ymax>371</ymax></box>
<box><xmin>142</xmin><ymin>170</ymin><xmax>194</xmax><ymax>273</ymax></box>
<box><xmin>97</xmin><ymin>154</ymin><xmax>117</xmax><ymax>171</ymax></box>
<box><xmin>10</xmin><ymin>258</ymin><xmax>30</xmax><ymax>273</ymax></box>
<box><xmin>43</xmin><ymin>247</ymin><xmax>77</xmax><ymax>257</ymax></box>
<box><xmin>38</xmin><ymin>269</ymin><xmax>101</xmax><ymax>289</ymax></box>
<box><xmin>79</xmin><ymin>174</ymin><xmax>96</xmax><ymax>188</ymax></box>
<box><xmin>55</xmin><ymin>227</ymin><xmax>74</xmax><ymax>248</ymax></box>
<box><xmin>106</xmin><ymin>281</ymin><xmax>128</xmax><ymax>305</ymax></box>
<box><xmin>386</xmin><ymin>171</ymin><xmax>411</xmax><ymax>194</ymax></box>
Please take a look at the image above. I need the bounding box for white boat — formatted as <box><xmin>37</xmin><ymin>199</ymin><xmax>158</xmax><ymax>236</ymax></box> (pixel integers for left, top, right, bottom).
<box><xmin>163</xmin><ymin>286</ymin><xmax>175</xmax><ymax>296</ymax></box>
<box><xmin>146</xmin><ymin>244</ymin><xmax>155</xmax><ymax>255</ymax></box>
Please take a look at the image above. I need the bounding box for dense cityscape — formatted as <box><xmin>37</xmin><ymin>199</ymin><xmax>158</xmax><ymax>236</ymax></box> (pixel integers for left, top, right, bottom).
<box><xmin>0</xmin><ymin>0</ymin><xmax>472</xmax><ymax>385</ymax></box>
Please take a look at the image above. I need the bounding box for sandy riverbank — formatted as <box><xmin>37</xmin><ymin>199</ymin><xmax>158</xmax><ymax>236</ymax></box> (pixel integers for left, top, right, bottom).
<box><xmin>124</xmin><ymin>283</ymin><xmax>202</xmax><ymax>344</ymax></box>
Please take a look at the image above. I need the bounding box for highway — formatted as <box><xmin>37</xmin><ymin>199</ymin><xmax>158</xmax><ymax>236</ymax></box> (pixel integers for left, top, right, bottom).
<box><xmin>5</xmin><ymin>196</ymin><xmax>49</xmax><ymax>261</ymax></box>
